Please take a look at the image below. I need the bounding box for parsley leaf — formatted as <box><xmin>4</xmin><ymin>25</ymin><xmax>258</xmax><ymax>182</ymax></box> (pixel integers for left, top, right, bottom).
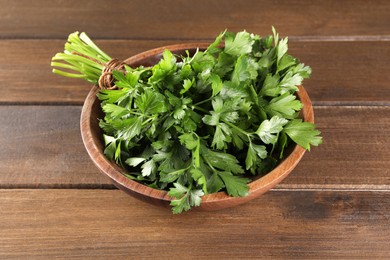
<box><xmin>217</xmin><ymin>171</ymin><xmax>250</xmax><ymax>197</ymax></box>
<box><xmin>135</xmin><ymin>89</ymin><xmax>167</xmax><ymax>115</ymax></box>
<box><xmin>203</xmin><ymin>147</ymin><xmax>244</xmax><ymax>175</ymax></box>
<box><xmin>168</xmin><ymin>183</ymin><xmax>204</xmax><ymax>214</ymax></box>
<box><xmin>256</xmin><ymin>116</ymin><xmax>288</xmax><ymax>144</ymax></box>
<box><xmin>125</xmin><ymin>157</ymin><xmax>146</xmax><ymax>167</ymax></box>
<box><xmin>224</xmin><ymin>31</ymin><xmax>254</xmax><ymax>57</ymax></box>
<box><xmin>266</xmin><ymin>93</ymin><xmax>303</xmax><ymax>119</ymax></box>
<box><xmin>118</xmin><ymin>117</ymin><xmax>142</xmax><ymax>140</ymax></box>
<box><xmin>260</xmin><ymin>74</ymin><xmax>281</xmax><ymax>97</ymax></box>
<box><xmin>278</xmin><ymin>71</ymin><xmax>303</xmax><ymax>93</ymax></box>
<box><xmin>245</xmin><ymin>143</ymin><xmax>268</xmax><ymax>171</ymax></box>
<box><xmin>148</xmin><ymin>49</ymin><xmax>176</xmax><ymax>84</ymax></box>
<box><xmin>283</xmin><ymin>119</ymin><xmax>323</xmax><ymax>150</ymax></box>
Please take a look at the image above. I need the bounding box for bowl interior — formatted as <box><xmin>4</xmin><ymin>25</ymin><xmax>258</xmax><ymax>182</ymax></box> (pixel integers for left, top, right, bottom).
<box><xmin>81</xmin><ymin>44</ymin><xmax>314</xmax><ymax>210</ymax></box>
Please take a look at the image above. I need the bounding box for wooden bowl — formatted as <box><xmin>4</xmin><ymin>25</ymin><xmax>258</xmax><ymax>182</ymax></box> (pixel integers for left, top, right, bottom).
<box><xmin>80</xmin><ymin>44</ymin><xmax>314</xmax><ymax>211</ymax></box>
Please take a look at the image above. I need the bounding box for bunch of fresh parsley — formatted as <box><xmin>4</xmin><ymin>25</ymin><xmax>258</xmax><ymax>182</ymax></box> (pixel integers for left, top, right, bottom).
<box><xmin>52</xmin><ymin>28</ymin><xmax>322</xmax><ymax>213</ymax></box>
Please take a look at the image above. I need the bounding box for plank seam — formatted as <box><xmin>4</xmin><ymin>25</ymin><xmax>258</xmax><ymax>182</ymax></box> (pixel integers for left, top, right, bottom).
<box><xmin>0</xmin><ymin>35</ymin><xmax>389</xmax><ymax>42</ymax></box>
<box><xmin>0</xmin><ymin>103</ymin><xmax>389</xmax><ymax>108</ymax></box>
<box><xmin>1</xmin><ymin>185</ymin><xmax>389</xmax><ymax>192</ymax></box>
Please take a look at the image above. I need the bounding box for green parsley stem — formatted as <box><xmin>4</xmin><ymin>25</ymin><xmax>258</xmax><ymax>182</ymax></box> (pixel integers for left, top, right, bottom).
<box><xmin>167</xmin><ymin>165</ymin><xmax>191</xmax><ymax>176</ymax></box>
<box><xmin>269</xmin><ymin>133</ymin><xmax>278</xmax><ymax>155</ymax></box>
<box><xmin>127</xmin><ymin>111</ymin><xmax>144</xmax><ymax>116</ymax></box>
<box><xmin>51</xmin><ymin>32</ymin><xmax>112</xmax><ymax>85</ymax></box>
<box><xmin>223</xmin><ymin>120</ymin><xmax>251</xmax><ymax>137</ymax></box>
<box><xmin>141</xmin><ymin>117</ymin><xmax>153</xmax><ymax>126</ymax></box>
<box><xmin>192</xmin><ymin>105</ymin><xmax>209</xmax><ymax>114</ymax></box>
<box><xmin>50</xmin><ymin>62</ymin><xmax>79</xmax><ymax>71</ymax></box>
<box><xmin>222</xmin><ymin>120</ymin><xmax>254</xmax><ymax>144</ymax></box>
<box><xmin>248</xmin><ymin>84</ymin><xmax>259</xmax><ymax>105</ymax></box>
<box><xmin>202</xmin><ymin>154</ymin><xmax>217</xmax><ymax>172</ymax></box>
<box><xmin>51</xmin><ymin>69</ymin><xmax>85</xmax><ymax>78</ymax></box>
<box><xmin>193</xmin><ymin>97</ymin><xmax>212</xmax><ymax>107</ymax></box>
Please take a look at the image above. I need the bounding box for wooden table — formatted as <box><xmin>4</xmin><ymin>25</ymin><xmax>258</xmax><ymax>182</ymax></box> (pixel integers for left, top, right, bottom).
<box><xmin>1</xmin><ymin>1</ymin><xmax>389</xmax><ymax>258</ymax></box>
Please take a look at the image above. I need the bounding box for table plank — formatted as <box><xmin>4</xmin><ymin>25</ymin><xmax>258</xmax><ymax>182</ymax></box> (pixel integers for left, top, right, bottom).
<box><xmin>0</xmin><ymin>106</ymin><xmax>110</xmax><ymax>188</ymax></box>
<box><xmin>0</xmin><ymin>189</ymin><xmax>388</xmax><ymax>259</ymax></box>
<box><xmin>0</xmin><ymin>0</ymin><xmax>389</xmax><ymax>39</ymax></box>
<box><xmin>281</xmin><ymin>106</ymin><xmax>390</xmax><ymax>190</ymax></box>
<box><xmin>1</xmin><ymin>106</ymin><xmax>389</xmax><ymax>189</ymax></box>
<box><xmin>1</xmin><ymin>40</ymin><xmax>389</xmax><ymax>104</ymax></box>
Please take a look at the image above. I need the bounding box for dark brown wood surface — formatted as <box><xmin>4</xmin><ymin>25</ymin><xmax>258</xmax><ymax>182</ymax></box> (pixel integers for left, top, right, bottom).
<box><xmin>0</xmin><ymin>0</ymin><xmax>389</xmax><ymax>258</ymax></box>
<box><xmin>1</xmin><ymin>0</ymin><xmax>389</xmax><ymax>39</ymax></box>
<box><xmin>0</xmin><ymin>189</ymin><xmax>389</xmax><ymax>259</ymax></box>
<box><xmin>1</xmin><ymin>40</ymin><xmax>389</xmax><ymax>104</ymax></box>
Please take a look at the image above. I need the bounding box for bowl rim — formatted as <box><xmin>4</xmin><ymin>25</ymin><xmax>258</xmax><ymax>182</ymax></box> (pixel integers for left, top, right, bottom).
<box><xmin>80</xmin><ymin>43</ymin><xmax>314</xmax><ymax>208</ymax></box>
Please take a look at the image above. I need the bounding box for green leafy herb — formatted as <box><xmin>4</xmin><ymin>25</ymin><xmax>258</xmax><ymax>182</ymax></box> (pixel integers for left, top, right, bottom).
<box><xmin>52</xmin><ymin>27</ymin><xmax>322</xmax><ymax>213</ymax></box>
<box><xmin>283</xmin><ymin>119</ymin><xmax>323</xmax><ymax>151</ymax></box>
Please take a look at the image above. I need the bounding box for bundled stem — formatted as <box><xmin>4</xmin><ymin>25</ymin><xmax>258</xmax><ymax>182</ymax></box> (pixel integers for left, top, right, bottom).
<box><xmin>51</xmin><ymin>32</ymin><xmax>112</xmax><ymax>84</ymax></box>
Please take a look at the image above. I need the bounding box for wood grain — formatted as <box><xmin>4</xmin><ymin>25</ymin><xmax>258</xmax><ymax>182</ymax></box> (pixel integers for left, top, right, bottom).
<box><xmin>1</xmin><ymin>106</ymin><xmax>389</xmax><ymax>189</ymax></box>
<box><xmin>282</xmin><ymin>106</ymin><xmax>390</xmax><ymax>190</ymax></box>
<box><xmin>0</xmin><ymin>189</ymin><xmax>388</xmax><ymax>259</ymax></box>
<box><xmin>0</xmin><ymin>40</ymin><xmax>389</xmax><ymax>104</ymax></box>
<box><xmin>0</xmin><ymin>0</ymin><xmax>389</xmax><ymax>40</ymax></box>
<box><xmin>0</xmin><ymin>106</ymin><xmax>111</xmax><ymax>188</ymax></box>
